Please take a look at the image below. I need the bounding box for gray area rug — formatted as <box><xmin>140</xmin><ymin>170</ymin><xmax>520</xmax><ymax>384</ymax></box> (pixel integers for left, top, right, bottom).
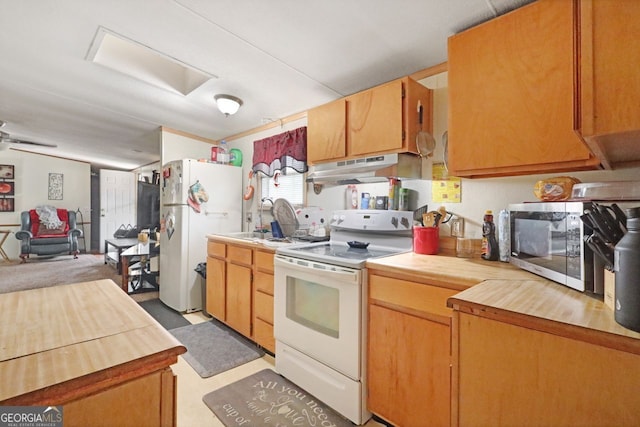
<box><xmin>138</xmin><ymin>298</ymin><xmax>191</xmax><ymax>330</ymax></box>
<box><xmin>203</xmin><ymin>369</ymin><xmax>353</xmax><ymax>427</ymax></box>
<box><xmin>170</xmin><ymin>320</ymin><xmax>265</xmax><ymax>378</ymax></box>
<box><xmin>0</xmin><ymin>254</ymin><xmax>122</xmax><ymax>293</ymax></box>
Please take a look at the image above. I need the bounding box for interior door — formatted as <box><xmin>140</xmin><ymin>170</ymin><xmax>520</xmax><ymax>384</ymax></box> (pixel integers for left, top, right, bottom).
<box><xmin>100</xmin><ymin>169</ymin><xmax>135</xmax><ymax>251</ymax></box>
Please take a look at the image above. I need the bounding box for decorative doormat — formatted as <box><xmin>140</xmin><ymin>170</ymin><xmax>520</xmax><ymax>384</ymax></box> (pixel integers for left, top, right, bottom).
<box><xmin>170</xmin><ymin>320</ymin><xmax>264</xmax><ymax>378</ymax></box>
<box><xmin>138</xmin><ymin>298</ymin><xmax>191</xmax><ymax>330</ymax></box>
<box><xmin>202</xmin><ymin>369</ymin><xmax>353</xmax><ymax>427</ymax></box>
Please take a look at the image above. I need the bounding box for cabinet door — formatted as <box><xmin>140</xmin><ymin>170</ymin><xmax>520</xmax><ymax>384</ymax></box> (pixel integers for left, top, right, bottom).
<box><xmin>307</xmin><ymin>99</ymin><xmax>347</xmax><ymax>163</ymax></box>
<box><xmin>448</xmin><ymin>0</ymin><xmax>597</xmax><ymax>177</ymax></box>
<box><xmin>368</xmin><ymin>304</ymin><xmax>451</xmax><ymax>427</ymax></box>
<box><xmin>206</xmin><ymin>256</ymin><xmax>225</xmax><ymax>321</ymax></box>
<box><xmin>349</xmin><ymin>79</ymin><xmax>404</xmax><ymax>156</ymax></box>
<box><xmin>255</xmin><ymin>250</ymin><xmax>275</xmax><ymax>275</ymax></box>
<box><xmin>226</xmin><ymin>262</ymin><xmax>252</xmax><ymax>337</ymax></box>
<box><xmin>456</xmin><ymin>312</ymin><xmax>640</xmax><ymax>426</ymax></box>
<box><xmin>578</xmin><ymin>0</ymin><xmax>640</xmax><ymax>168</ymax></box>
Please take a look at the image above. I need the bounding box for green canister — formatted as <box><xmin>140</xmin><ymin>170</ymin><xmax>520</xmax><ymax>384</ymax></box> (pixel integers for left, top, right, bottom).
<box><xmin>399</xmin><ymin>188</ymin><xmax>409</xmax><ymax>211</ymax></box>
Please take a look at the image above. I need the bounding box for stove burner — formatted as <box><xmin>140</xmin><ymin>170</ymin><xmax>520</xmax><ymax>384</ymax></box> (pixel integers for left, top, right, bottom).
<box><xmin>290</xmin><ymin>243</ymin><xmax>400</xmax><ymax>261</ymax></box>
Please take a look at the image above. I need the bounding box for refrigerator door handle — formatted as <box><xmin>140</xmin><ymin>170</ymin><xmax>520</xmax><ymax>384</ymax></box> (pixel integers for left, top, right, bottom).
<box><xmin>204</xmin><ymin>211</ymin><xmax>229</xmax><ymax>216</ymax></box>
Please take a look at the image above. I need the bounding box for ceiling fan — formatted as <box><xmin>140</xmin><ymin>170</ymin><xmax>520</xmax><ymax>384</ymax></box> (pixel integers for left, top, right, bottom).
<box><xmin>0</xmin><ymin>120</ymin><xmax>57</xmax><ymax>150</ymax></box>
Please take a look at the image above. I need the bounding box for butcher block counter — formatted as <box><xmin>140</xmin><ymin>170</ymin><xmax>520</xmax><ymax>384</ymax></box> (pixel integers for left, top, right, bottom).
<box><xmin>0</xmin><ymin>279</ymin><xmax>186</xmax><ymax>427</ymax></box>
<box><xmin>366</xmin><ymin>251</ymin><xmax>538</xmax><ymax>289</ymax></box>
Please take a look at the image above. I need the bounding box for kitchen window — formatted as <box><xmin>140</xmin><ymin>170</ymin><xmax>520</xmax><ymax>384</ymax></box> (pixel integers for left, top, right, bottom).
<box><xmin>260</xmin><ymin>170</ymin><xmax>305</xmax><ymax>206</ymax></box>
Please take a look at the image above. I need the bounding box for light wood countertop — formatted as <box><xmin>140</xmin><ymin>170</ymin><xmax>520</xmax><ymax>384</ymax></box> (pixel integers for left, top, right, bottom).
<box><xmin>366</xmin><ymin>251</ymin><xmax>540</xmax><ymax>290</ymax></box>
<box><xmin>206</xmin><ymin>234</ymin><xmax>278</xmax><ymax>252</ymax></box>
<box><xmin>0</xmin><ymin>279</ymin><xmax>186</xmax><ymax>404</ymax></box>
<box><xmin>367</xmin><ymin>252</ymin><xmax>640</xmax><ymax>354</ymax></box>
<box><xmin>448</xmin><ymin>279</ymin><xmax>640</xmax><ymax>355</ymax></box>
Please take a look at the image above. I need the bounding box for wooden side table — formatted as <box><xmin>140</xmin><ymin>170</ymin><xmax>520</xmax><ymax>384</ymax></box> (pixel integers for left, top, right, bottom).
<box><xmin>0</xmin><ymin>230</ymin><xmax>10</xmax><ymax>262</ymax></box>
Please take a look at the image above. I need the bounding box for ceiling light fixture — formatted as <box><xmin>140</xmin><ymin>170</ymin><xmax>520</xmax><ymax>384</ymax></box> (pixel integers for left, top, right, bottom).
<box><xmin>214</xmin><ymin>94</ymin><xmax>243</xmax><ymax>117</ymax></box>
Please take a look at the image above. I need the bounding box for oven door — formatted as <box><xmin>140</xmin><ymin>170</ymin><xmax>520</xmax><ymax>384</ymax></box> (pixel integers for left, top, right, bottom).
<box><xmin>274</xmin><ymin>254</ymin><xmax>363</xmax><ymax>380</ymax></box>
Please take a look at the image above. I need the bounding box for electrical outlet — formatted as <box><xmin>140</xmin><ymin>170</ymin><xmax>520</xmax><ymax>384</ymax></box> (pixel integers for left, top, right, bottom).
<box><xmin>246</xmin><ymin>212</ymin><xmax>252</xmax><ymax>223</ymax></box>
<box><xmin>451</xmin><ymin>217</ymin><xmax>464</xmax><ymax>237</ymax></box>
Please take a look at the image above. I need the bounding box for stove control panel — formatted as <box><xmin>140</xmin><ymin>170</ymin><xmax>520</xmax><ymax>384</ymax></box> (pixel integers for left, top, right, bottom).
<box><xmin>330</xmin><ymin>210</ymin><xmax>413</xmax><ymax>231</ymax></box>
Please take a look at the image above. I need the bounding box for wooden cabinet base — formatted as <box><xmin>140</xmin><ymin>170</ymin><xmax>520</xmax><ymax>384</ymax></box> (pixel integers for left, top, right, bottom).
<box><xmin>64</xmin><ymin>368</ymin><xmax>176</xmax><ymax>427</ymax></box>
<box><xmin>454</xmin><ymin>312</ymin><xmax>640</xmax><ymax>426</ymax></box>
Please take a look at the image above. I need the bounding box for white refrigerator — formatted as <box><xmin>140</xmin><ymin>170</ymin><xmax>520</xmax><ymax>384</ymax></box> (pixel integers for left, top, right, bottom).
<box><xmin>159</xmin><ymin>159</ymin><xmax>242</xmax><ymax>312</ymax></box>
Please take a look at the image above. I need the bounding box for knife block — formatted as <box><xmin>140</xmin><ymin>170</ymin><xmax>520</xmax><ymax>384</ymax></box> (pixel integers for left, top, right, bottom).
<box><xmin>604</xmin><ymin>269</ymin><xmax>615</xmax><ymax>311</ymax></box>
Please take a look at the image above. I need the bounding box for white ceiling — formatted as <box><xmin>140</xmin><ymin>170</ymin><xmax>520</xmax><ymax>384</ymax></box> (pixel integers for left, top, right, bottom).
<box><xmin>0</xmin><ymin>0</ymin><xmax>533</xmax><ymax>170</ymax></box>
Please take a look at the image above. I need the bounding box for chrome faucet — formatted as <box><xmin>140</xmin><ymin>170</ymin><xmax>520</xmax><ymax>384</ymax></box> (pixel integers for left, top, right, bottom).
<box><xmin>258</xmin><ymin>197</ymin><xmax>273</xmax><ymax>236</ymax></box>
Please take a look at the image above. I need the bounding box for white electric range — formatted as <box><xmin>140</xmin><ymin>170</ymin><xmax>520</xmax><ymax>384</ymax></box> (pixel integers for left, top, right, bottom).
<box><xmin>274</xmin><ymin>209</ymin><xmax>414</xmax><ymax>425</ymax></box>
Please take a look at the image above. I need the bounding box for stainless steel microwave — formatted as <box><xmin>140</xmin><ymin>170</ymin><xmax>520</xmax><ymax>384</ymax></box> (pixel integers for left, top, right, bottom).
<box><xmin>509</xmin><ymin>202</ymin><xmax>594</xmax><ymax>292</ymax></box>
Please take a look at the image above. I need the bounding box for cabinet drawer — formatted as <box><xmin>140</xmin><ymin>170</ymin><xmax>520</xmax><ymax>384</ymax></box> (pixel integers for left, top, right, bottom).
<box><xmin>254</xmin><ymin>271</ymin><xmax>274</xmax><ymax>295</ymax></box>
<box><xmin>255</xmin><ymin>250</ymin><xmax>275</xmax><ymax>274</ymax></box>
<box><xmin>369</xmin><ymin>274</ymin><xmax>457</xmax><ymax>319</ymax></box>
<box><xmin>207</xmin><ymin>241</ymin><xmax>225</xmax><ymax>258</ymax></box>
<box><xmin>254</xmin><ymin>290</ymin><xmax>274</xmax><ymax>324</ymax></box>
<box><xmin>228</xmin><ymin>245</ymin><xmax>252</xmax><ymax>266</ymax></box>
<box><xmin>254</xmin><ymin>318</ymin><xmax>275</xmax><ymax>353</ymax></box>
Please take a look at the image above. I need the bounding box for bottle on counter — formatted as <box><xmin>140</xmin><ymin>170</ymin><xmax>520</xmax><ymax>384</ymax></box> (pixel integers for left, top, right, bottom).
<box><xmin>361</xmin><ymin>192</ymin><xmax>370</xmax><ymax>210</ymax></box>
<box><xmin>399</xmin><ymin>188</ymin><xmax>409</xmax><ymax>211</ymax></box>
<box><xmin>388</xmin><ymin>178</ymin><xmax>400</xmax><ymax>210</ymax></box>
<box><xmin>614</xmin><ymin>207</ymin><xmax>640</xmax><ymax>332</ymax></box>
<box><xmin>481</xmin><ymin>210</ymin><xmax>499</xmax><ymax>261</ymax></box>
<box><xmin>345</xmin><ymin>185</ymin><xmax>358</xmax><ymax>209</ymax></box>
<box><xmin>217</xmin><ymin>140</ymin><xmax>229</xmax><ymax>164</ymax></box>
<box><xmin>498</xmin><ymin>209</ymin><xmax>510</xmax><ymax>262</ymax></box>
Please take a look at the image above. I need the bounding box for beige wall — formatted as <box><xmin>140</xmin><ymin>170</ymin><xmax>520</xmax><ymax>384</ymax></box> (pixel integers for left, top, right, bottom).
<box><xmin>0</xmin><ymin>150</ymin><xmax>91</xmax><ymax>260</ymax></box>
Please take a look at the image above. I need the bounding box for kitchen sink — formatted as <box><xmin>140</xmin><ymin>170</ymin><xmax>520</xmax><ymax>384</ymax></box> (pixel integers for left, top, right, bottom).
<box><xmin>222</xmin><ymin>231</ymin><xmax>265</xmax><ymax>240</ymax></box>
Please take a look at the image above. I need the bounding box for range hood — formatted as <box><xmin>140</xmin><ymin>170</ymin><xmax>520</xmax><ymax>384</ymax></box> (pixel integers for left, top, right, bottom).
<box><xmin>306</xmin><ymin>153</ymin><xmax>422</xmax><ymax>185</ymax></box>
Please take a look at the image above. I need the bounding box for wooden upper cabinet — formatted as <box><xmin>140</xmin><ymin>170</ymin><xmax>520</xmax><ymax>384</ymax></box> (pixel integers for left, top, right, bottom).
<box><xmin>348</xmin><ymin>79</ymin><xmax>404</xmax><ymax>156</ymax></box>
<box><xmin>577</xmin><ymin>0</ymin><xmax>640</xmax><ymax>169</ymax></box>
<box><xmin>447</xmin><ymin>0</ymin><xmax>599</xmax><ymax>177</ymax></box>
<box><xmin>307</xmin><ymin>98</ymin><xmax>347</xmax><ymax>163</ymax></box>
<box><xmin>307</xmin><ymin>77</ymin><xmax>432</xmax><ymax>164</ymax></box>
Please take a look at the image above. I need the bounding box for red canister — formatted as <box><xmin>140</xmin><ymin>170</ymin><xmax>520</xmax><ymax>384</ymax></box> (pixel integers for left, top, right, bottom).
<box><xmin>413</xmin><ymin>226</ymin><xmax>439</xmax><ymax>255</ymax></box>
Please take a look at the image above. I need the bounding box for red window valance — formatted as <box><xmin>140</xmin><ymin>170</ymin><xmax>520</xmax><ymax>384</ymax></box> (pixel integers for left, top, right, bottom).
<box><xmin>252</xmin><ymin>126</ymin><xmax>307</xmax><ymax>177</ymax></box>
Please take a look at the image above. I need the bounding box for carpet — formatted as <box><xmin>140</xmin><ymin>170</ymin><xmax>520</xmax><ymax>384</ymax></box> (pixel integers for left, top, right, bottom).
<box><xmin>138</xmin><ymin>298</ymin><xmax>191</xmax><ymax>330</ymax></box>
<box><xmin>202</xmin><ymin>369</ymin><xmax>353</xmax><ymax>427</ymax></box>
<box><xmin>169</xmin><ymin>319</ymin><xmax>265</xmax><ymax>378</ymax></box>
<box><xmin>0</xmin><ymin>254</ymin><xmax>122</xmax><ymax>294</ymax></box>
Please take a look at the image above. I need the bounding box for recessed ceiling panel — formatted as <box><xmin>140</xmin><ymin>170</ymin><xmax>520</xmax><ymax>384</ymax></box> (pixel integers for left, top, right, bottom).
<box><xmin>87</xmin><ymin>27</ymin><xmax>216</xmax><ymax>95</ymax></box>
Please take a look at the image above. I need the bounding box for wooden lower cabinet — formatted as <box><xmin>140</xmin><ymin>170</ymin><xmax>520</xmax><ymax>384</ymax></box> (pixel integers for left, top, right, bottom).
<box><xmin>226</xmin><ymin>262</ymin><xmax>252</xmax><ymax>337</ymax></box>
<box><xmin>254</xmin><ymin>250</ymin><xmax>275</xmax><ymax>353</ymax></box>
<box><xmin>367</xmin><ymin>272</ymin><xmax>458</xmax><ymax>427</ymax></box>
<box><xmin>453</xmin><ymin>312</ymin><xmax>640</xmax><ymax>427</ymax></box>
<box><xmin>65</xmin><ymin>368</ymin><xmax>176</xmax><ymax>427</ymax></box>
<box><xmin>205</xmin><ymin>256</ymin><xmax>225</xmax><ymax>320</ymax></box>
<box><xmin>206</xmin><ymin>238</ymin><xmax>276</xmax><ymax>353</ymax></box>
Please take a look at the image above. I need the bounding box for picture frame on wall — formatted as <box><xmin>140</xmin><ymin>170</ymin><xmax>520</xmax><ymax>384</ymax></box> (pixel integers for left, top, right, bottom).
<box><xmin>48</xmin><ymin>172</ymin><xmax>64</xmax><ymax>200</ymax></box>
<box><xmin>0</xmin><ymin>198</ymin><xmax>14</xmax><ymax>212</ymax></box>
<box><xmin>0</xmin><ymin>181</ymin><xmax>14</xmax><ymax>196</ymax></box>
<box><xmin>0</xmin><ymin>164</ymin><xmax>14</xmax><ymax>179</ymax></box>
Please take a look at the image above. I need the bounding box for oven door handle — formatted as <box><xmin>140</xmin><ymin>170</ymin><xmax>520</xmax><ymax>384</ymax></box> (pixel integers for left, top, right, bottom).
<box><xmin>275</xmin><ymin>256</ymin><xmax>360</xmax><ymax>281</ymax></box>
